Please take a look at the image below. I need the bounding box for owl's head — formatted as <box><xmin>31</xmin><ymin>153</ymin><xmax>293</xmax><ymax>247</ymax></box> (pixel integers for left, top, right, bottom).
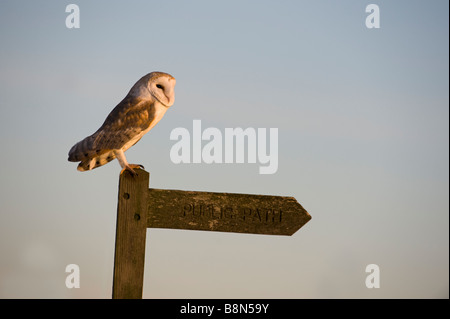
<box><xmin>129</xmin><ymin>71</ymin><xmax>176</xmax><ymax>107</ymax></box>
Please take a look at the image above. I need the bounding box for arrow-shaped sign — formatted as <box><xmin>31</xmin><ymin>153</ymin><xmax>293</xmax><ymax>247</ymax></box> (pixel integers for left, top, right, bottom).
<box><xmin>113</xmin><ymin>169</ymin><xmax>312</xmax><ymax>299</ymax></box>
<box><xmin>147</xmin><ymin>188</ymin><xmax>311</xmax><ymax>236</ymax></box>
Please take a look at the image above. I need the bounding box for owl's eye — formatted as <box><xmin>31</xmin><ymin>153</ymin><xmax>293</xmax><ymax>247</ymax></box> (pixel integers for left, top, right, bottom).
<box><xmin>156</xmin><ymin>84</ymin><xmax>164</xmax><ymax>90</ymax></box>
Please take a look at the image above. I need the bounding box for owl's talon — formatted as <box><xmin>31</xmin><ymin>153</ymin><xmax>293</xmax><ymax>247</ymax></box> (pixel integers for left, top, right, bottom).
<box><xmin>121</xmin><ymin>166</ymin><xmax>138</xmax><ymax>177</ymax></box>
<box><xmin>129</xmin><ymin>164</ymin><xmax>144</xmax><ymax>170</ymax></box>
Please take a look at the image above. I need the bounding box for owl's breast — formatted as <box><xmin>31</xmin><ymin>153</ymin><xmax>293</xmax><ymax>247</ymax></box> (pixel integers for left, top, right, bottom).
<box><xmin>121</xmin><ymin>102</ymin><xmax>168</xmax><ymax>152</ymax></box>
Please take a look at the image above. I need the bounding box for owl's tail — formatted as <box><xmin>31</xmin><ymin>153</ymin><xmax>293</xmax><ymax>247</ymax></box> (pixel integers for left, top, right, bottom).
<box><xmin>68</xmin><ymin>134</ymin><xmax>96</xmax><ymax>162</ymax></box>
<box><xmin>76</xmin><ymin>151</ymin><xmax>116</xmax><ymax>171</ymax></box>
<box><xmin>68</xmin><ymin>135</ymin><xmax>116</xmax><ymax>171</ymax></box>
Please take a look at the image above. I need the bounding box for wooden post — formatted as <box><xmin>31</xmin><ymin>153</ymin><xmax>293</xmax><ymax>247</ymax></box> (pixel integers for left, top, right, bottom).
<box><xmin>112</xmin><ymin>169</ymin><xmax>149</xmax><ymax>299</ymax></box>
<box><xmin>111</xmin><ymin>168</ymin><xmax>311</xmax><ymax>299</ymax></box>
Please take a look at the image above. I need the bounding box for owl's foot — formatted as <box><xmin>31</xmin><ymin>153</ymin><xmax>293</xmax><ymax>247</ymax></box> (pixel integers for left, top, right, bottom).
<box><xmin>120</xmin><ymin>164</ymin><xmax>145</xmax><ymax>177</ymax></box>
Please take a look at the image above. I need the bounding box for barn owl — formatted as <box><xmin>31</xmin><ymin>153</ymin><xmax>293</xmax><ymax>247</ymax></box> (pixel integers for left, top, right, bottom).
<box><xmin>68</xmin><ymin>71</ymin><xmax>176</xmax><ymax>176</ymax></box>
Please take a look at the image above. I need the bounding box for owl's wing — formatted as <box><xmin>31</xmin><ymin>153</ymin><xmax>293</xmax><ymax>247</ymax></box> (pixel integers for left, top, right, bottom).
<box><xmin>93</xmin><ymin>96</ymin><xmax>155</xmax><ymax>151</ymax></box>
<box><xmin>68</xmin><ymin>96</ymin><xmax>154</xmax><ymax>166</ymax></box>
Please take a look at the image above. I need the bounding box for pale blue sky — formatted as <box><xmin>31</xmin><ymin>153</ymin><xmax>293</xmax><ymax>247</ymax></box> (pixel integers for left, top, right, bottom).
<box><xmin>0</xmin><ymin>1</ymin><xmax>448</xmax><ymax>298</ymax></box>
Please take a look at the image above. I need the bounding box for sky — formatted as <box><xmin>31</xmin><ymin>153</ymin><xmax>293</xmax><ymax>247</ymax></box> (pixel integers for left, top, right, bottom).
<box><xmin>0</xmin><ymin>0</ymin><xmax>448</xmax><ymax>298</ymax></box>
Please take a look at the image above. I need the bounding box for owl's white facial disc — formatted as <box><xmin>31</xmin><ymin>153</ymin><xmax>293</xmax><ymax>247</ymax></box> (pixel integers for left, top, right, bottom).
<box><xmin>148</xmin><ymin>74</ymin><xmax>176</xmax><ymax>107</ymax></box>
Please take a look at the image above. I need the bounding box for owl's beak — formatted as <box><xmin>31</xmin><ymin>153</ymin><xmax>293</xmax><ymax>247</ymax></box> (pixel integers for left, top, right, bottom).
<box><xmin>165</xmin><ymin>90</ymin><xmax>175</xmax><ymax>107</ymax></box>
<box><xmin>165</xmin><ymin>78</ymin><xmax>176</xmax><ymax>107</ymax></box>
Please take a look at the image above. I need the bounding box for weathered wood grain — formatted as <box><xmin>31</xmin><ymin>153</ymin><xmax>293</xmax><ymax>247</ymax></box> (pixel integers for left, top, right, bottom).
<box><xmin>112</xmin><ymin>169</ymin><xmax>149</xmax><ymax>299</ymax></box>
<box><xmin>112</xmin><ymin>169</ymin><xmax>312</xmax><ymax>299</ymax></box>
<box><xmin>147</xmin><ymin>188</ymin><xmax>311</xmax><ymax>236</ymax></box>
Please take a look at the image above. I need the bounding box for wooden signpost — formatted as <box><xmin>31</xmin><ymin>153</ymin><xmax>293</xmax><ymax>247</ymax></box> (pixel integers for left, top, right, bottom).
<box><xmin>112</xmin><ymin>169</ymin><xmax>311</xmax><ymax>299</ymax></box>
